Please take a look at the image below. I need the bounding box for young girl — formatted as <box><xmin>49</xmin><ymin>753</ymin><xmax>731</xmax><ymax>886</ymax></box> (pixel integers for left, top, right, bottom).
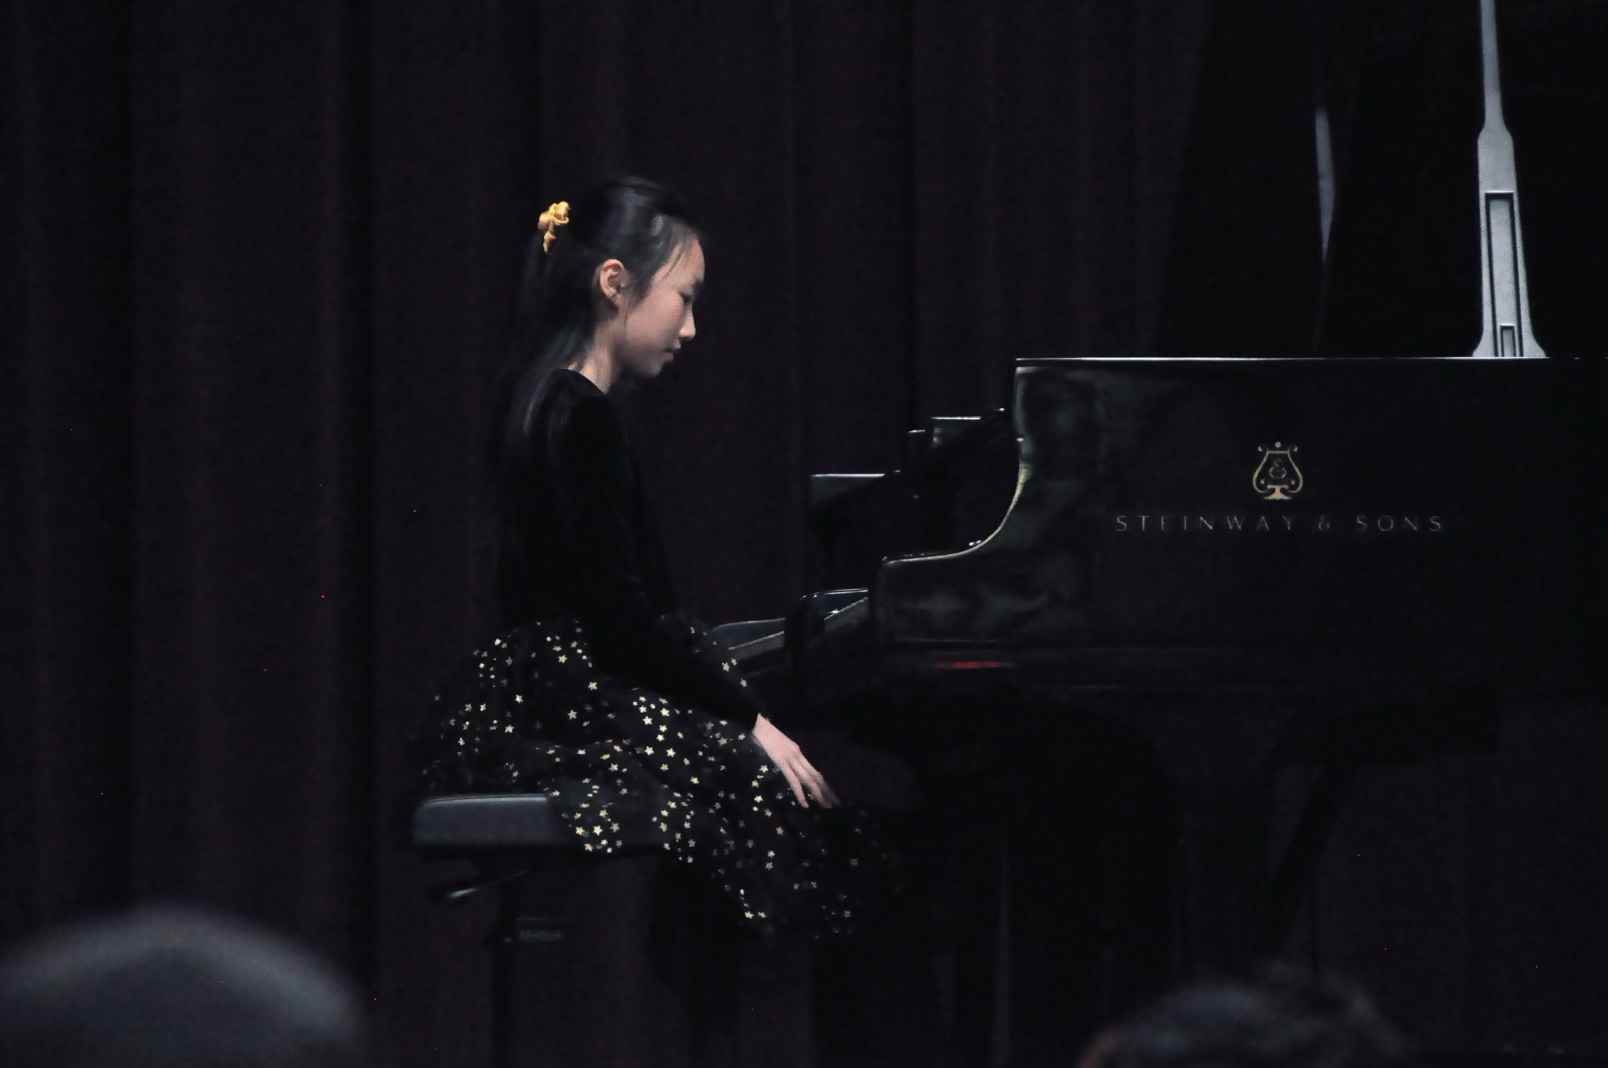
<box><xmin>415</xmin><ymin>176</ymin><xmax>881</xmax><ymax>937</ymax></box>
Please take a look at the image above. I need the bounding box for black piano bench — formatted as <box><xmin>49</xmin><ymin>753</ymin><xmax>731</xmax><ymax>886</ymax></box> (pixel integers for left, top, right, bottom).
<box><xmin>410</xmin><ymin>794</ymin><xmax>658</xmax><ymax>1068</ymax></box>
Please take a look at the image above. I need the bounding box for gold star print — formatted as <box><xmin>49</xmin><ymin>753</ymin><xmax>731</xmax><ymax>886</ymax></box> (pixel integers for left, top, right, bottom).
<box><xmin>645</xmin><ymin>747</ymin><xmax>655</xmax><ymax>755</ymax></box>
<box><xmin>558</xmin><ymin>655</ymin><xmax>567</xmax><ymax>663</ymax></box>
<box><xmin>588</xmin><ymin>682</ymin><xmax>598</xmax><ymax>690</ymax></box>
<box><xmin>666</xmin><ymin>749</ymin><xmax>675</xmax><ymax>757</ymax></box>
<box><xmin>568</xmin><ymin>711</ymin><xmax>577</xmax><ymax>719</ymax></box>
<box><xmin>504</xmin><ymin>725</ymin><xmax>514</xmax><ymax>733</ymax></box>
<box><xmin>644</xmin><ymin>716</ymin><xmax>654</xmax><ymax>724</ymax></box>
<box><xmin>722</xmin><ymin>663</ymin><xmax>731</xmax><ymax>671</ymax></box>
<box><xmin>514</xmin><ymin>694</ymin><xmax>524</xmax><ymax>703</ymax></box>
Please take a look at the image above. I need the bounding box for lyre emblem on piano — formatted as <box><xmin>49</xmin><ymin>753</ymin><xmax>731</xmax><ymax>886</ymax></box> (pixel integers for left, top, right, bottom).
<box><xmin>1252</xmin><ymin>443</ymin><xmax>1304</xmax><ymax>501</ymax></box>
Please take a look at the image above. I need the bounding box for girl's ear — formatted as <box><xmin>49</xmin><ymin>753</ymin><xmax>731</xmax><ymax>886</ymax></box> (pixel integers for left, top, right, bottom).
<box><xmin>596</xmin><ymin>259</ymin><xmax>631</xmax><ymax>309</ymax></box>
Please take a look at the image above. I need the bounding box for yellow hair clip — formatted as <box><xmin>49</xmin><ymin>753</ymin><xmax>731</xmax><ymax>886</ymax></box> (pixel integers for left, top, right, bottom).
<box><xmin>538</xmin><ymin>200</ymin><xmax>570</xmax><ymax>253</ymax></box>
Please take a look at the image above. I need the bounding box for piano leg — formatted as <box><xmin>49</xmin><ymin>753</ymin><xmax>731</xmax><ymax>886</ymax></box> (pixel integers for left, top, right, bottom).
<box><xmin>1265</xmin><ymin>758</ymin><xmax>1361</xmax><ymax>952</ymax></box>
<box><xmin>1172</xmin><ymin>775</ymin><xmax>1277</xmax><ymax>976</ymax></box>
<box><xmin>1011</xmin><ymin>803</ymin><xmax>1107</xmax><ymax>1065</ymax></box>
<box><xmin>913</xmin><ymin>711</ymin><xmax>1175</xmax><ymax>1067</ymax></box>
<box><xmin>947</xmin><ymin>811</ymin><xmax>1005</xmax><ymax>1068</ymax></box>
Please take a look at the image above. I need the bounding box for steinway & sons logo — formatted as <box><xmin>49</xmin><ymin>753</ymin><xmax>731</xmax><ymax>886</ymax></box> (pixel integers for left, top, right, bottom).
<box><xmin>1112</xmin><ymin>441</ymin><xmax>1444</xmax><ymax>535</ymax></box>
<box><xmin>1252</xmin><ymin>442</ymin><xmax>1302</xmax><ymax>500</ymax></box>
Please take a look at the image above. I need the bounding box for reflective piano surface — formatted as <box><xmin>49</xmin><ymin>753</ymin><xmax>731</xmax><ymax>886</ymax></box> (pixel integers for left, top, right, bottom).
<box><xmin>714</xmin><ymin>356</ymin><xmax>1602</xmax><ymax>983</ymax></box>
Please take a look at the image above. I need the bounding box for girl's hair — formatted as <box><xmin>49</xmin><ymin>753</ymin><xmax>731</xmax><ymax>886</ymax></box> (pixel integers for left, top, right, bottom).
<box><xmin>490</xmin><ymin>176</ymin><xmax>700</xmax><ymax>503</ymax></box>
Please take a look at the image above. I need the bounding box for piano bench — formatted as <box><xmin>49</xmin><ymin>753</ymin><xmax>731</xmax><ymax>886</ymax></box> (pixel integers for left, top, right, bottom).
<box><xmin>411</xmin><ymin>794</ymin><xmax>658</xmax><ymax>1068</ymax></box>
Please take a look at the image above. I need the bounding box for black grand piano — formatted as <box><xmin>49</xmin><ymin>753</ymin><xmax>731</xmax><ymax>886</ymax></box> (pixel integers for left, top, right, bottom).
<box><xmin>719</xmin><ymin>354</ymin><xmax>1598</xmax><ymax>1024</ymax></box>
<box><xmin>703</xmin><ymin>0</ymin><xmax>1602</xmax><ymax>1052</ymax></box>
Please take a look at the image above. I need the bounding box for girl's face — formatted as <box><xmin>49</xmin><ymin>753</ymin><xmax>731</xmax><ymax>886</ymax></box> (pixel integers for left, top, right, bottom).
<box><xmin>616</xmin><ymin>237</ymin><xmax>703</xmax><ymax>381</ymax></box>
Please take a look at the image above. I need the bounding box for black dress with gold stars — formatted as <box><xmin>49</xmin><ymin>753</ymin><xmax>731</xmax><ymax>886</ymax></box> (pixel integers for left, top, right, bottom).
<box><xmin>413</xmin><ymin>370</ymin><xmax>884</xmax><ymax>936</ymax></box>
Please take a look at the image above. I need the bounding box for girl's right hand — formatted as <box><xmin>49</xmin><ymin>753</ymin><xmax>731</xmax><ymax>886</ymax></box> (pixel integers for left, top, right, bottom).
<box><xmin>752</xmin><ymin>714</ymin><xmax>840</xmax><ymax>808</ymax></box>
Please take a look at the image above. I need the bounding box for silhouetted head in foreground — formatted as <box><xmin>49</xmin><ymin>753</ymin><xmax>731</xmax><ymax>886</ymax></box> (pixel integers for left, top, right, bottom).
<box><xmin>1082</xmin><ymin>966</ymin><xmax>1410</xmax><ymax>1068</ymax></box>
<box><xmin>0</xmin><ymin>906</ymin><xmax>373</xmax><ymax>1068</ymax></box>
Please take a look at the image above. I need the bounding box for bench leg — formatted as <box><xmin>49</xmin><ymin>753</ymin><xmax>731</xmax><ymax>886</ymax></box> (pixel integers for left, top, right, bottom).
<box><xmin>492</xmin><ymin>856</ymin><xmax>584</xmax><ymax>1068</ymax></box>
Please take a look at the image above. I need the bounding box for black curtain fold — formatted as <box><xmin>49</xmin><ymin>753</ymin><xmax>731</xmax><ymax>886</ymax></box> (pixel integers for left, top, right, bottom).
<box><xmin>2</xmin><ymin>0</ymin><xmax>136</xmax><ymax>933</ymax></box>
<box><xmin>119</xmin><ymin>0</ymin><xmax>376</xmax><ymax>964</ymax></box>
<box><xmin>368</xmin><ymin>5</ymin><xmax>542</xmax><ymax>1055</ymax></box>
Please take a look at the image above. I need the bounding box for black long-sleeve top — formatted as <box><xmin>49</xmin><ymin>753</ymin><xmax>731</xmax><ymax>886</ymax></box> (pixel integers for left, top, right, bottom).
<box><xmin>496</xmin><ymin>368</ymin><xmax>764</xmax><ymax>726</ymax></box>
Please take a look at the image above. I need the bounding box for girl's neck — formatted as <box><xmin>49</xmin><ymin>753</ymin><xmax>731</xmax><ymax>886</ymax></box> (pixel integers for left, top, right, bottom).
<box><xmin>567</xmin><ymin>340</ymin><xmax>616</xmax><ymax>394</ymax></box>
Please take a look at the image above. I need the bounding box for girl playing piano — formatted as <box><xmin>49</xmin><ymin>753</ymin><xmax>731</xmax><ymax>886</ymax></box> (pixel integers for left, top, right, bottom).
<box><xmin>414</xmin><ymin>176</ymin><xmax>882</xmax><ymax>938</ymax></box>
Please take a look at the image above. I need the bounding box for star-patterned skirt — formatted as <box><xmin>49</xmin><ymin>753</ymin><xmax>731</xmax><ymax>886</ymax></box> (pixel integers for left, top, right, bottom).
<box><xmin>413</xmin><ymin>617</ymin><xmax>889</xmax><ymax>937</ymax></box>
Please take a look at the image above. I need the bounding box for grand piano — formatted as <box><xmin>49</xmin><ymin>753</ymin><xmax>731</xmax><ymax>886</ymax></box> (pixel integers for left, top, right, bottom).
<box><xmin>704</xmin><ymin>0</ymin><xmax>1602</xmax><ymax>1053</ymax></box>
<box><xmin>720</xmin><ymin>353</ymin><xmax>1598</xmax><ymax>957</ymax></box>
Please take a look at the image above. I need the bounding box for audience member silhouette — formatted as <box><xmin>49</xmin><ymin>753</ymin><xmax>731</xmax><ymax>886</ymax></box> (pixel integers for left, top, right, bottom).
<box><xmin>1081</xmin><ymin>966</ymin><xmax>1410</xmax><ymax>1068</ymax></box>
<box><xmin>0</xmin><ymin>905</ymin><xmax>374</xmax><ymax>1068</ymax></box>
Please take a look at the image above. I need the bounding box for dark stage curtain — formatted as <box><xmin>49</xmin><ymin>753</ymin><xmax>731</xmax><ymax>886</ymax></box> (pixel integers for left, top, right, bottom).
<box><xmin>2</xmin><ymin>1</ymin><xmax>1601</xmax><ymax>1065</ymax></box>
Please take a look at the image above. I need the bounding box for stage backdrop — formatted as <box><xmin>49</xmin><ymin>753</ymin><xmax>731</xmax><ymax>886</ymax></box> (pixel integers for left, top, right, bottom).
<box><xmin>2</xmin><ymin>1</ymin><xmax>1601</xmax><ymax>1064</ymax></box>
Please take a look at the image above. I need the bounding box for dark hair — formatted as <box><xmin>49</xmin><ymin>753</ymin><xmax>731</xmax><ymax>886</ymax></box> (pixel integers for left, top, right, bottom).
<box><xmin>490</xmin><ymin>176</ymin><xmax>700</xmax><ymax>503</ymax></box>
<box><xmin>1084</xmin><ymin>966</ymin><xmax>1410</xmax><ymax>1068</ymax></box>
<box><xmin>0</xmin><ymin>905</ymin><xmax>374</xmax><ymax>1068</ymax></box>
